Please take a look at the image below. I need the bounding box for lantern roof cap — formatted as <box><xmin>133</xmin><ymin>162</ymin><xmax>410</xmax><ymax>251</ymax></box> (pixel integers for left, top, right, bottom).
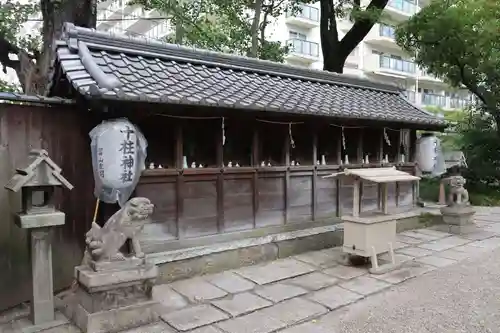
<box><xmin>4</xmin><ymin>149</ymin><xmax>74</xmax><ymax>192</ymax></box>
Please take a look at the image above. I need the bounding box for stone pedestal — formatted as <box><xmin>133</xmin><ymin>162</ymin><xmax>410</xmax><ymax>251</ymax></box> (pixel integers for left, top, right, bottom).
<box><xmin>440</xmin><ymin>205</ymin><xmax>476</xmax><ymax>234</ymax></box>
<box><xmin>64</xmin><ymin>260</ymin><xmax>161</xmax><ymax>333</ymax></box>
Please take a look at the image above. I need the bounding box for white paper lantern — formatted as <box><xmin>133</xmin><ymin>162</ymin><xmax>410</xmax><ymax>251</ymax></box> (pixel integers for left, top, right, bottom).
<box><xmin>416</xmin><ymin>134</ymin><xmax>438</xmax><ymax>172</ymax></box>
<box><xmin>90</xmin><ymin>118</ymin><xmax>147</xmax><ymax>206</ymax></box>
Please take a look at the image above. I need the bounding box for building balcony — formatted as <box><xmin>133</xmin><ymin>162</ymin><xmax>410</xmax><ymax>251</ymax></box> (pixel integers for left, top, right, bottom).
<box><xmin>449</xmin><ymin>97</ymin><xmax>472</xmax><ymax>110</ymax></box>
<box><xmin>285</xmin><ymin>4</ymin><xmax>320</xmax><ymax>28</ymax></box>
<box><xmin>422</xmin><ymin>93</ymin><xmax>446</xmax><ymax>108</ymax></box>
<box><xmin>375</xmin><ymin>55</ymin><xmax>416</xmax><ymax>78</ymax></box>
<box><xmin>365</xmin><ymin>24</ymin><xmax>400</xmax><ymax>51</ymax></box>
<box><xmin>386</xmin><ymin>0</ymin><xmax>418</xmax><ymax>20</ymax></box>
<box><xmin>286</xmin><ymin>39</ymin><xmax>320</xmax><ymax>63</ymax></box>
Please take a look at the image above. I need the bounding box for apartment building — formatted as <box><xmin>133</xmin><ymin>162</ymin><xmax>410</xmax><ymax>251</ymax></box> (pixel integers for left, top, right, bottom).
<box><xmin>5</xmin><ymin>0</ymin><xmax>473</xmax><ymax>111</ymax></box>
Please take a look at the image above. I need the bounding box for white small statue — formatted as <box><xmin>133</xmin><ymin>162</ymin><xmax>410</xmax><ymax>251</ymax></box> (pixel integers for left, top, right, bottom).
<box><xmin>227</xmin><ymin>161</ymin><xmax>233</xmax><ymax>167</ymax></box>
<box><xmin>291</xmin><ymin>160</ymin><xmax>295</xmax><ymax>166</ymax></box>
<box><xmin>321</xmin><ymin>155</ymin><xmax>326</xmax><ymax>165</ymax></box>
<box><xmin>384</xmin><ymin>154</ymin><xmax>389</xmax><ymax>163</ymax></box>
<box><xmin>267</xmin><ymin>162</ymin><xmax>272</xmax><ymax>167</ymax></box>
<box><xmin>316</xmin><ymin>160</ymin><xmax>320</xmax><ymax>165</ymax></box>
<box><xmin>198</xmin><ymin>163</ymin><xmax>203</xmax><ymax>168</ymax></box>
<box><xmin>158</xmin><ymin>164</ymin><xmax>163</xmax><ymax>169</ymax></box>
<box><xmin>365</xmin><ymin>155</ymin><xmax>369</xmax><ymax>164</ymax></box>
<box><xmin>182</xmin><ymin>156</ymin><xmax>188</xmax><ymax>169</ymax></box>
<box><xmin>296</xmin><ymin>161</ymin><xmax>300</xmax><ymax>166</ymax></box>
<box><xmin>148</xmin><ymin>162</ymin><xmax>155</xmax><ymax>169</ymax></box>
<box><xmin>400</xmin><ymin>154</ymin><xmax>405</xmax><ymax>163</ymax></box>
<box><xmin>191</xmin><ymin>162</ymin><xmax>196</xmax><ymax>168</ymax></box>
<box><xmin>261</xmin><ymin>161</ymin><xmax>266</xmax><ymax>167</ymax></box>
<box><xmin>344</xmin><ymin>155</ymin><xmax>349</xmax><ymax>165</ymax></box>
<box><xmin>235</xmin><ymin>163</ymin><xmax>240</xmax><ymax>167</ymax></box>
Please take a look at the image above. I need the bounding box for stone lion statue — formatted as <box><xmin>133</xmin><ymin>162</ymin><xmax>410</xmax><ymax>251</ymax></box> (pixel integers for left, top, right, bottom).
<box><xmin>447</xmin><ymin>175</ymin><xmax>469</xmax><ymax>206</ymax></box>
<box><xmin>82</xmin><ymin>197</ymin><xmax>154</xmax><ymax>266</ymax></box>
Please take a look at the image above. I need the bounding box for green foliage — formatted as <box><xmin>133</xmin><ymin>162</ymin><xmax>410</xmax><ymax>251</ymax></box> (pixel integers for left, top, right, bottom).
<box><xmin>133</xmin><ymin>0</ymin><xmax>296</xmax><ymax>62</ymax></box>
<box><xmin>396</xmin><ymin>0</ymin><xmax>500</xmax><ymax>118</ymax></box>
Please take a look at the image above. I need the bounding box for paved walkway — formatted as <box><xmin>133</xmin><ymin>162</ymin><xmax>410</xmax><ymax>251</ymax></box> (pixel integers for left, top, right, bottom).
<box><xmin>2</xmin><ymin>207</ymin><xmax>500</xmax><ymax>333</ymax></box>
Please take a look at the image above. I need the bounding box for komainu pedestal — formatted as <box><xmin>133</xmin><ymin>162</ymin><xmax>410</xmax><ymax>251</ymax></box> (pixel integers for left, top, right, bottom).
<box><xmin>440</xmin><ymin>176</ymin><xmax>476</xmax><ymax>234</ymax></box>
<box><xmin>62</xmin><ymin>198</ymin><xmax>161</xmax><ymax>333</ymax></box>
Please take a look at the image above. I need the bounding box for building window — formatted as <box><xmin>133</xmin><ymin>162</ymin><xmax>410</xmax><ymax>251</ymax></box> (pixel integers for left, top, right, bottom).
<box><xmin>379</xmin><ymin>54</ymin><xmax>416</xmax><ymax>73</ymax></box>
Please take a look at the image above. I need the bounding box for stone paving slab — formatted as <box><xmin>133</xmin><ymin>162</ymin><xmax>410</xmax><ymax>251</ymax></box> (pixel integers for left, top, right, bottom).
<box><xmin>234</xmin><ymin>258</ymin><xmax>315</xmax><ymax>285</ymax></box>
<box><xmin>396</xmin><ymin>235</ymin><xmax>425</xmax><ymax>245</ymax></box>
<box><xmin>370</xmin><ymin>262</ymin><xmax>435</xmax><ymax>284</ymax></box>
<box><xmin>379</xmin><ymin>252</ymin><xmax>414</xmax><ymax>263</ymax></box>
<box><xmin>283</xmin><ymin>272</ymin><xmax>339</xmax><ymax>291</ymax></box>
<box><xmin>211</xmin><ymin>292</ymin><xmax>272</xmax><ymax>317</ymax></box>
<box><xmin>293</xmin><ymin>248</ymin><xmax>341</xmax><ymax>268</ymax></box>
<box><xmin>399</xmin><ymin>230</ymin><xmax>442</xmax><ymax>241</ymax></box>
<box><xmin>396</xmin><ymin>246</ymin><xmax>435</xmax><ymax>258</ymax></box>
<box><xmin>322</xmin><ymin>265</ymin><xmax>367</xmax><ymax>280</ymax></box>
<box><xmin>418</xmin><ymin>236</ymin><xmax>470</xmax><ymax>251</ymax></box>
<box><xmin>416</xmin><ymin>255</ymin><xmax>457</xmax><ymax>268</ymax></box>
<box><xmin>122</xmin><ymin>322</ymin><xmax>175</xmax><ymax>333</ymax></box>
<box><xmin>254</xmin><ymin>283</ymin><xmax>308</xmax><ymax>303</ymax></box>
<box><xmin>152</xmin><ymin>285</ymin><xmax>189</xmax><ymax>313</ymax></box>
<box><xmin>215</xmin><ymin>309</ymin><xmax>285</xmax><ymax>333</ymax></box>
<box><xmin>162</xmin><ymin>305</ymin><xmax>229</xmax><ymax>331</ymax></box>
<box><xmin>339</xmin><ymin>276</ymin><xmax>392</xmax><ymax>296</ymax></box>
<box><xmin>259</xmin><ymin>298</ymin><xmax>327</xmax><ymax>326</ymax></box>
<box><xmin>392</xmin><ymin>241</ymin><xmax>411</xmax><ymax>250</ymax></box>
<box><xmin>204</xmin><ymin>272</ymin><xmax>256</xmax><ymax>294</ymax></box>
<box><xmin>468</xmin><ymin>237</ymin><xmax>500</xmax><ymax>249</ymax></box>
<box><xmin>188</xmin><ymin>326</ymin><xmax>225</xmax><ymax>333</ymax></box>
<box><xmin>434</xmin><ymin>248</ymin><xmax>477</xmax><ymax>261</ymax></box>
<box><xmin>170</xmin><ymin>278</ymin><xmax>228</xmax><ymax>303</ymax></box>
<box><xmin>413</xmin><ymin>228</ymin><xmax>453</xmax><ymax>238</ymax></box>
<box><xmin>278</xmin><ymin>320</ymin><xmax>332</xmax><ymax>333</ymax></box>
<box><xmin>459</xmin><ymin>230</ymin><xmax>497</xmax><ymax>241</ymax></box>
<box><xmin>307</xmin><ymin>286</ymin><xmax>364</xmax><ymax>310</ymax></box>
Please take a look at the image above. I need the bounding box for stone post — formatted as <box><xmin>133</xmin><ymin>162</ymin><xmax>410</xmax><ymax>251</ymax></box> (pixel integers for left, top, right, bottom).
<box><xmin>30</xmin><ymin>228</ymin><xmax>55</xmax><ymax>324</ymax></box>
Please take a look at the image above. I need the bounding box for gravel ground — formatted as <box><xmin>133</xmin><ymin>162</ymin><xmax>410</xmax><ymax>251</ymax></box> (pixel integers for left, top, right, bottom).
<box><xmin>303</xmin><ymin>247</ymin><xmax>500</xmax><ymax>333</ymax></box>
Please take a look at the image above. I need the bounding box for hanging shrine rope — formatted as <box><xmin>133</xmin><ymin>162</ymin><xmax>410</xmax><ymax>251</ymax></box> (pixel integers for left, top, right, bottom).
<box><xmin>222</xmin><ymin>117</ymin><xmax>226</xmax><ymax>146</ymax></box>
<box><xmin>289</xmin><ymin>123</ymin><xmax>296</xmax><ymax>149</ymax></box>
<box><xmin>383</xmin><ymin>128</ymin><xmax>391</xmax><ymax>146</ymax></box>
<box><xmin>341</xmin><ymin>126</ymin><xmax>346</xmax><ymax>151</ymax></box>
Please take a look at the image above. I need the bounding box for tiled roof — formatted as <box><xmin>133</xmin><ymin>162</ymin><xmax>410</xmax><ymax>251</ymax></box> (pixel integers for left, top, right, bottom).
<box><xmin>0</xmin><ymin>92</ymin><xmax>75</xmax><ymax>105</ymax></box>
<box><xmin>51</xmin><ymin>23</ymin><xmax>445</xmax><ymax>128</ymax></box>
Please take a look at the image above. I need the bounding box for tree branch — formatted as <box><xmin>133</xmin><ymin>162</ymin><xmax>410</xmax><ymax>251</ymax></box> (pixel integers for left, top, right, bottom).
<box><xmin>340</xmin><ymin>0</ymin><xmax>389</xmax><ymax>55</ymax></box>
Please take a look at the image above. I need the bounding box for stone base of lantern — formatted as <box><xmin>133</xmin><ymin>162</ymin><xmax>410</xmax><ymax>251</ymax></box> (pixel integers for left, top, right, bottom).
<box><xmin>60</xmin><ymin>263</ymin><xmax>161</xmax><ymax>333</ymax></box>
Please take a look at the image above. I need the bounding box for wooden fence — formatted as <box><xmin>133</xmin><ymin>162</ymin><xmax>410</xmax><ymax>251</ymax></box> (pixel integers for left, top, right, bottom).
<box><xmin>0</xmin><ymin>101</ymin><xmax>95</xmax><ymax>311</ymax></box>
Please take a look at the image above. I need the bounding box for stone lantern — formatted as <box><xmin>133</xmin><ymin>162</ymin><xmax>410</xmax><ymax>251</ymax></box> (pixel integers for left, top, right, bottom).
<box><xmin>4</xmin><ymin>149</ymin><xmax>73</xmax><ymax>330</ymax></box>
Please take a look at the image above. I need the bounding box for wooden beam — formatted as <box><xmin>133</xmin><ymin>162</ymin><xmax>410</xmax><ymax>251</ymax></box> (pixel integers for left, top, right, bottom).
<box><xmin>337</xmin><ymin>128</ymin><xmax>342</xmax><ymax>165</ymax></box>
<box><xmin>352</xmin><ymin>178</ymin><xmax>360</xmax><ymax>217</ymax></box>
<box><xmin>381</xmin><ymin>183</ymin><xmax>388</xmax><ymax>214</ymax></box>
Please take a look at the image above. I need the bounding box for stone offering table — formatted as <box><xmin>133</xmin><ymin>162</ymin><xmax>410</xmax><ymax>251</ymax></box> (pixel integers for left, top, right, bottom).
<box><xmin>326</xmin><ymin>167</ymin><xmax>420</xmax><ymax>274</ymax></box>
<box><xmin>62</xmin><ymin>197</ymin><xmax>161</xmax><ymax>333</ymax></box>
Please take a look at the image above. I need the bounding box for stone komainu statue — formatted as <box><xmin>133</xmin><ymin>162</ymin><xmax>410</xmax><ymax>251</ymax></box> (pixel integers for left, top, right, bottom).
<box><xmin>82</xmin><ymin>197</ymin><xmax>154</xmax><ymax>266</ymax></box>
<box><xmin>447</xmin><ymin>176</ymin><xmax>469</xmax><ymax>206</ymax></box>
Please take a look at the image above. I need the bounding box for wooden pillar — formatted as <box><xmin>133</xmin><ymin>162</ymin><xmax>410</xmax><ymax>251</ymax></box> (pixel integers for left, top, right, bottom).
<box><xmin>216</xmin><ymin>122</ymin><xmax>224</xmax><ymax>233</ymax></box>
<box><xmin>381</xmin><ymin>183</ymin><xmax>388</xmax><ymax>214</ymax></box>
<box><xmin>175</xmin><ymin>123</ymin><xmax>183</xmax><ymax>239</ymax></box>
<box><xmin>252</xmin><ymin>128</ymin><xmax>259</xmax><ymax>229</ymax></box>
<box><xmin>352</xmin><ymin>178</ymin><xmax>360</xmax><ymax>217</ymax></box>
<box><xmin>379</xmin><ymin>128</ymin><xmax>384</xmax><ymax>163</ymax></box>
<box><xmin>312</xmin><ymin>132</ymin><xmax>318</xmax><ymax>221</ymax></box>
<box><xmin>284</xmin><ymin>133</ymin><xmax>290</xmax><ymax>223</ymax></box>
<box><xmin>438</xmin><ymin>180</ymin><xmax>446</xmax><ymax>205</ymax></box>
<box><xmin>357</xmin><ymin>128</ymin><xmax>363</xmax><ymax>164</ymax></box>
<box><xmin>337</xmin><ymin>128</ymin><xmax>342</xmax><ymax>165</ymax></box>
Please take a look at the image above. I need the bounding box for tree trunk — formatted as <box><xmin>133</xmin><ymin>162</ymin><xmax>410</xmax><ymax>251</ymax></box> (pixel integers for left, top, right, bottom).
<box><xmin>249</xmin><ymin>0</ymin><xmax>263</xmax><ymax>58</ymax></box>
<box><xmin>6</xmin><ymin>0</ymin><xmax>96</xmax><ymax>95</ymax></box>
<box><xmin>323</xmin><ymin>53</ymin><xmax>347</xmax><ymax>73</ymax></box>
